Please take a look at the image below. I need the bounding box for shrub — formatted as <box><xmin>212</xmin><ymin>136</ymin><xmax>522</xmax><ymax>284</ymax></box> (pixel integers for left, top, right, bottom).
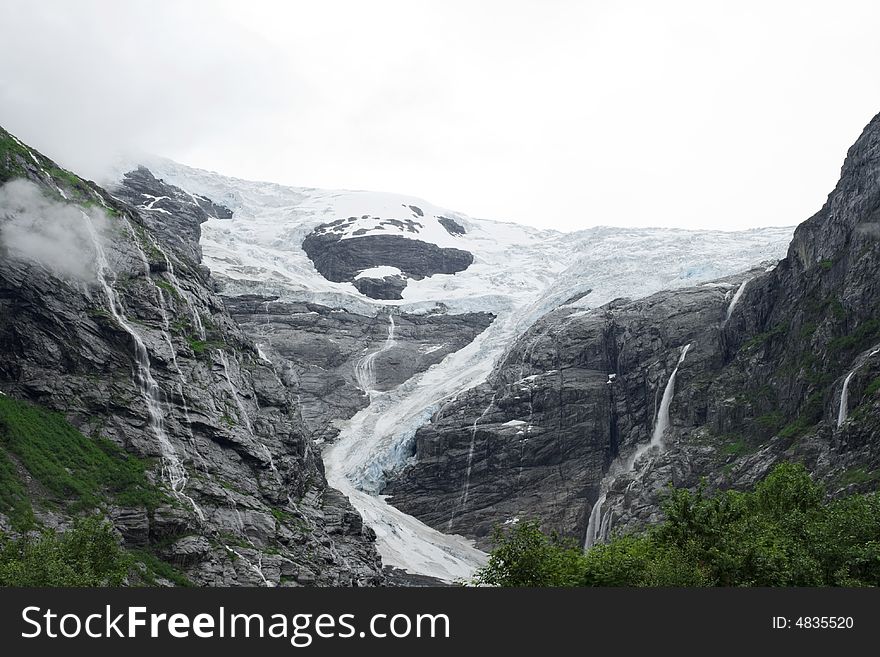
<box><xmin>0</xmin><ymin>516</ymin><xmax>131</xmax><ymax>586</ymax></box>
<box><xmin>474</xmin><ymin>463</ymin><xmax>880</xmax><ymax>587</ymax></box>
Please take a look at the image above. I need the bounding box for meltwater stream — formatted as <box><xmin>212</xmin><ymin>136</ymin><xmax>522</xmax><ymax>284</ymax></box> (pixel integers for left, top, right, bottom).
<box><xmin>80</xmin><ymin>210</ymin><xmax>202</xmax><ymax>519</ymax></box>
<box><xmin>837</xmin><ymin>345</ymin><xmax>880</xmax><ymax>427</ymax></box>
<box><xmin>322</xmin><ymin>310</ymin><xmax>551</xmax><ymax>582</ymax></box>
<box><xmin>585</xmin><ymin>344</ymin><xmax>691</xmax><ymax>548</ymax></box>
<box><xmin>354</xmin><ymin>312</ymin><xmax>397</xmax><ymax>400</ymax></box>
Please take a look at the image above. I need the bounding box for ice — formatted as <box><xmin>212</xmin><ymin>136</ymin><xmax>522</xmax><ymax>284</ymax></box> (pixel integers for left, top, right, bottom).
<box><xmin>355</xmin><ymin>265</ymin><xmax>404</xmax><ymax>280</ymax></box>
<box><xmin>125</xmin><ymin>158</ymin><xmax>796</xmax><ymax>580</ymax></box>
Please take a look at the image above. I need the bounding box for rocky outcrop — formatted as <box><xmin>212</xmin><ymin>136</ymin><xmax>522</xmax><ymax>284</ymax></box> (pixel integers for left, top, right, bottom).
<box><xmin>387</xmin><ymin>111</ymin><xmax>880</xmax><ymax>548</ymax></box>
<box><xmin>114</xmin><ymin>166</ymin><xmax>232</xmax><ymax>267</ymax></box>
<box><xmin>438</xmin><ymin>216</ymin><xmax>466</xmax><ymax>235</ymax></box>
<box><xmin>0</xmin><ymin>126</ymin><xmax>383</xmax><ymax>586</ymax></box>
<box><xmin>302</xmin><ymin>225</ymin><xmax>473</xmax><ymax>300</ymax></box>
<box><xmin>221</xmin><ymin>296</ymin><xmax>494</xmax><ymax>443</ymax></box>
<box><xmin>352</xmin><ymin>274</ymin><xmax>408</xmax><ymax>300</ymax></box>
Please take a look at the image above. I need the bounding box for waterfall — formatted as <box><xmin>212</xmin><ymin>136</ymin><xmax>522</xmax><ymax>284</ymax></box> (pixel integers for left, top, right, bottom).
<box><xmin>448</xmin><ymin>394</ymin><xmax>497</xmax><ymax>530</ymax></box>
<box><xmin>837</xmin><ymin>370</ymin><xmax>856</xmax><ymax>428</ymax></box>
<box><xmin>143</xmin><ymin>231</ymin><xmax>206</xmax><ymax>339</ymax></box>
<box><xmin>837</xmin><ymin>346</ymin><xmax>880</xmax><ymax>427</ymax></box>
<box><xmin>725</xmin><ymin>278</ymin><xmax>750</xmax><ymax>322</ymax></box>
<box><xmin>355</xmin><ymin>312</ymin><xmax>396</xmax><ymax>398</ymax></box>
<box><xmin>79</xmin><ymin>210</ymin><xmax>202</xmax><ymax>520</ymax></box>
<box><xmin>629</xmin><ymin>343</ymin><xmax>691</xmax><ymax>465</ymax></box>
<box><xmin>256</xmin><ymin>343</ymin><xmax>271</xmax><ymax>362</ymax></box>
<box><xmin>218</xmin><ymin>350</ymin><xmax>284</xmax><ymax>488</ymax></box>
<box><xmin>218</xmin><ymin>350</ymin><xmax>254</xmax><ymax>433</ymax></box>
<box><xmin>224</xmin><ymin>503</ymin><xmax>274</xmax><ymax>587</ymax></box>
<box><xmin>153</xmin><ymin>283</ymin><xmax>208</xmax><ymax>474</ymax></box>
<box><xmin>584</xmin><ymin>492</ymin><xmax>606</xmax><ymax>547</ymax></box>
<box><xmin>585</xmin><ymin>343</ymin><xmax>691</xmax><ymax>548</ymax></box>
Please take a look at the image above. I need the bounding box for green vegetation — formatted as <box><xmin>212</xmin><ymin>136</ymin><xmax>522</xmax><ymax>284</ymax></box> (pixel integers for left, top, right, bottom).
<box><xmin>474</xmin><ymin>463</ymin><xmax>880</xmax><ymax>587</ymax></box>
<box><xmin>188</xmin><ymin>337</ymin><xmax>208</xmax><ymax>354</ymax></box>
<box><xmin>865</xmin><ymin>376</ymin><xmax>880</xmax><ymax>398</ymax></box>
<box><xmin>779</xmin><ymin>416</ymin><xmax>813</xmax><ymax>440</ymax></box>
<box><xmin>0</xmin><ymin>516</ymin><xmax>131</xmax><ymax>586</ymax></box>
<box><xmin>473</xmin><ymin>520</ymin><xmax>587</xmax><ymax>587</ymax></box>
<box><xmin>0</xmin><ymin>138</ymin><xmax>26</xmax><ymax>180</ymax></box>
<box><xmin>128</xmin><ymin>548</ymin><xmax>193</xmax><ymax>587</ymax></box>
<box><xmin>720</xmin><ymin>438</ymin><xmax>752</xmax><ymax>457</ymax></box>
<box><xmin>0</xmin><ymin>450</ymin><xmax>33</xmax><ymax>529</ymax></box>
<box><xmin>0</xmin><ymin>395</ymin><xmax>167</xmax><ymax>530</ymax></box>
<box><xmin>799</xmin><ymin>322</ymin><xmax>817</xmax><ymax>339</ymax></box>
<box><xmin>155</xmin><ymin>279</ymin><xmax>182</xmax><ymax>301</ymax></box>
<box><xmin>754</xmin><ymin>411</ymin><xmax>784</xmax><ymax>433</ymax></box>
<box><xmin>837</xmin><ymin>468</ymin><xmax>880</xmax><ymax>487</ymax></box>
<box><xmin>818</xmin><ymin>259</ymin><xmax>834</xmax><ymax>271</ymax></box>
<box><xmin>171</xmin><ymin>318</ymin><xmax>192</xmax><ymax>334</ymax></box>
<box><xmin>187</xmin><ymin>336</ymin><xmax>225</xmax><ymax>357</ymax></box>
<box><xmin>829</xmin><ymin>319</ymin><xmax>880</xmax><ymax>354</ymax></box>
<box><xmin>47</xmin><ymin>166</ymin><xmax>91</xmax><ymax>199</ymax></box>
<box><xmin>742</xmin><ymin>322</ymin><xmax>789</xmax><ymax>352</ymax></box>
<box><xmin>83</xmin><ymin>199</ymin><xmax>121</xmax><ymax>218</ymax></box>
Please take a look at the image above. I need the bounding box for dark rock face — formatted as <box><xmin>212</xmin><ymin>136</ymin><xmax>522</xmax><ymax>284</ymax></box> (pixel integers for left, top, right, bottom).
<box><xmin>114</xmin><ymin>166</ymin><xmax>232</xmax><ymax>267</ymax></box>
<box><xmin>385</xmin><ymin>275</ymin><xmax>749</xmax><ymax>546</ymax></box>
<box><xmin>388</xmin><ymin>111</ymin><xmax>880</xmax><ymax>547</ymax></box>
<box><xmin>221</xmin><ymin>296</ymin><xmax>495</xmax><ymax>443</ymax></box>
<box><xmin>0</xmin><ymin>129</ymin><xmax>384</xmax><ymax>586</ymax></box>
<box><xmin>301</xmin><ymin>228</ymin><xmax>474</xmax><ymax>299</ymax></box>
<box><xmin>352</xmin><ymin>275</ymin><xmax>408</xmax><ymax>300</ymax></box>
<box><xmin>438</xmin><ymin>216</ymin><xmax>466</xmax><ymax>235</ymax></box>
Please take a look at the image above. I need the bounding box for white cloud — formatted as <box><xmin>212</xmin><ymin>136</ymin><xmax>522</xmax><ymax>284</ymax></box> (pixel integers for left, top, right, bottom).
<box><xmin>0</xmin><ymin>179</ymin><xmax>109</xmax><ymax>282</ymax></box>
<box><xmin>1</xmin><ymin>0</ymin><xmax>879</xmax><ymax>232</ymax></box>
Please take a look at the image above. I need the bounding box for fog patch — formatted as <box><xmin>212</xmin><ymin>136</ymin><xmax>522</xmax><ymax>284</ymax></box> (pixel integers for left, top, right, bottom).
<box><xmin>0</xmin><ymin>178</ymin><xmax>110</xmax><ymax>282</ymax></box>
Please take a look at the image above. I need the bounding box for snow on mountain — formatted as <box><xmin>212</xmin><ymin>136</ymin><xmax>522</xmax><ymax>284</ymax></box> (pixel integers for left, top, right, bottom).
<box><xmin>122</xmin><ymin>157</ymin><xmax>793</xmax><ymax>320</ymax></box>
<box><xmin>117</xmin><ymin>158</ymin><xmax>796</xmax><ymax>580</ymax></box>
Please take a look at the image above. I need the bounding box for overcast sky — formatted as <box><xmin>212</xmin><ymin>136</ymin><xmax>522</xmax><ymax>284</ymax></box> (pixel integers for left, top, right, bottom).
<box><xmin>1</xmin><ymin>1</ymin><xmax>879</xmax><ymax>232</ymax></box>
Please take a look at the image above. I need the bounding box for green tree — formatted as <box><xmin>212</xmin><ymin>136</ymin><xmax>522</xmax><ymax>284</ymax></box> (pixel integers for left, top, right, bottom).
<box><xmin>473</xmin><ymin>520</ymin><xmax>587</xmax><ymax>586</ymax></box>
<box><xmin>473</xmin><ymin>463</ymin><xmax>880</xmax><ymax>587</ymax></box>
<box><xmin>0</xmin><ymin>515</ymin><xmax>131</xmax><ymax>586</ymax></box>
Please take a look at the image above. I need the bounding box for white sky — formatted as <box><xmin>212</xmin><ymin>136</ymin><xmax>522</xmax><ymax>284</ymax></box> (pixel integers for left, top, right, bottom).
<box><xmin>1</xmin><ymin>0</ymin><xmax>879</xmax><ymax>232</ymax></box>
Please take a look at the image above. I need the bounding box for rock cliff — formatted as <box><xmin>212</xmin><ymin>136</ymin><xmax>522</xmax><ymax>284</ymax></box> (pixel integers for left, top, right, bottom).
<box><xmin>387</xmin><ymin>112</ymin><xmax>880</xmax><ymax>548</ymax></box>
<box><xmin>0</xmin><ymin>127</ymin><xmax>383</xmax><ymax>586</ymax></box>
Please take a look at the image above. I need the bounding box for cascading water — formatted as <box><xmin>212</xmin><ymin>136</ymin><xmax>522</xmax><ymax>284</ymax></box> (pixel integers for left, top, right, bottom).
<box><xmin>632</xmin><ymin>343</ymin><xmax>691</xmax><ymax>462</ymax></box>
<box><xmin>79</xmin><ymin>210</ymin><xmax>202</xmax><ymax>520</ymax></box>
<box><xmin>585</xmin><ymin>343</ymin><xmax>691</xmax><ymax>548</ymax></box>
<box><xmin>218</xmin><ymin>350</ymin><xmax>254</xmax><ymax>434</ymax></box>
<box><xmin>838</xmin><ymin>370</ymin><xmax>856</xmax><ymax>428</ymax></box>
<box><xmin>355</xmin><ymin>312</ymin><xmax>396</xmax><ymax>398</ymax></box>
<box><xmin>448</xmin><ymin>394</ymin><xmax>497</xmax><ymax>530</ymax></box>
<box><xmin>584</xmin><ymin>491</ymin><xmax>607</xmax><ymax>548</ymax></box>
<box><xmin>217</xmin><ymin>350</ymin><xmax>284</xmax><ymax>487</ymax></box>
<box><xmin>224</xmin><ymin>503</ymin><xmax>274</xmax><ymax>587</ymax></box>
<box><xmin>837</xmin><ymin>345</ymin><xmax>880</xmax><ymax>427</ymax></box>
<box><xmin>322</xmin><ymin>308</ymin><xmax>550</xmax><ymax>581</ymax></box>
<box><xmin>725</xmin><ymin>278</ymin><xmax>750</xmax><ymax>322</ymax></box>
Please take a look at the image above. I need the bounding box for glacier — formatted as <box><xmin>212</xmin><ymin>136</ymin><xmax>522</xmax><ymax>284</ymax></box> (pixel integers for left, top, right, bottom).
<box><xmin>116</xmin><ymin>157</ymin><xmax>795</xmax><ymax>581</ymax></box>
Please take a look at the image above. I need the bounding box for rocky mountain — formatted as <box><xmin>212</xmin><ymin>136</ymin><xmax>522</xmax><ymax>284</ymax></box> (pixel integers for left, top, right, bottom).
<box><xmin>122</xmin><ymin>155</ymin><xmax>793</xmax><ymax>581</ymax></box>
<box><xmin>1</xmin><ymin>115</ymin><xmax>810</xmax><ymax>585</ymax></box>
<box><xmin>0</xmin><ymin>128</ymin><xmax>383</xmax><ymax>586</ymax></box>
<box><xmin>387</xmin><ymin>111</ymin><xmax>880</xmax><ymax>550</ymax></box>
